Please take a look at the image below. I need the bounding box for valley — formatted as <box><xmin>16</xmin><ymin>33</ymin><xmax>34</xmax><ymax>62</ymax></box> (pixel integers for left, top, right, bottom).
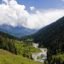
<box><xmin>0</xmin><ymin>0</ymin><xmax>64</xmax><ymax>64</ymax></box>
<box><xmin>0</xmin><ymin>17</ymin><xmax>64</xmax><ymax>64</ymax></box>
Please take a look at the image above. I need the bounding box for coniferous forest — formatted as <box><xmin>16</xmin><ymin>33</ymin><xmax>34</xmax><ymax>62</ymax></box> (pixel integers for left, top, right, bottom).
<box><xmin>34</xmin><ymin>17</ymin><xmax>64</xmax><ymax>64</ymax></box>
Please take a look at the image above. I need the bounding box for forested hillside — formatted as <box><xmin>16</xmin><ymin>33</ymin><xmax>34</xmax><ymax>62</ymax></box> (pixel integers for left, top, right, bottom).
<box><xmin>0</xmin><ymin>31</ymin><xmax>42</xmax><ymax>64</ymax></box>
<box><xmin>33</xmin><ymin>17</ymin><xmax>64</xmax><ymax>64</ymax></box>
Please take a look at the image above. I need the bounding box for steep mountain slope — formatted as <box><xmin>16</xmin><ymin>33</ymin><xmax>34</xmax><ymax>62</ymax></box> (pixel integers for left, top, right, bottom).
<box><xmin>33</xmin><ymin>17</ymin><xmax>64</xmax><ymax>64</ymax></box>
<box><xmin>34</xmin><ymin>17</ymin><xmax>64</xmax><ymax>48</ymax></box>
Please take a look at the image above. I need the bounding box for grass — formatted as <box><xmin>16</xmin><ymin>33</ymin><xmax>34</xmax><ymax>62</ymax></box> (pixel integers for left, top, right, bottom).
<box><xmin>0</xmin><ymin>49</ymin><xmax>43</xmax><ymax>64</ymax></box>
<box><xmin>15</xmin><ymin>41</ymin><xmax>41</xmax><ymax>55</ymax></box>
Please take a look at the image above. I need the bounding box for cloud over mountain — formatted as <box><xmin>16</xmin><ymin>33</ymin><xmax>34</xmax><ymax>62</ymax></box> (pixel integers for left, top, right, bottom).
<box><xmin>0</xmin><ymin>0</ymin><xmax>64</xmax><ymax>29</ymax></box>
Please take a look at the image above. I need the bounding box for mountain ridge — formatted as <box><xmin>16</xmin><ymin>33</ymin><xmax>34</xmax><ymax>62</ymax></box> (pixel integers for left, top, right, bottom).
<box><xmin>0</xmin><ymin>24</ymin><xmax>37</xmax><ymax>38</ymax></box>
<box><xmin>34</xmin><ymin>16</ymin><xmax>64</xmax><ymax>44</ymax></box>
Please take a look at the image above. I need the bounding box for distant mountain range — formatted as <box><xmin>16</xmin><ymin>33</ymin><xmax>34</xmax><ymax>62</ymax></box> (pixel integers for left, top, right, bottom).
<box><xmin>0</xmin><ymin>17</ymin><xmax>64</xmax><ymax>40</ymax></box>
<box><xmin>0</xmin><ymin>24</ymin><xmax>37</xmax><ymax>37</ymax></box>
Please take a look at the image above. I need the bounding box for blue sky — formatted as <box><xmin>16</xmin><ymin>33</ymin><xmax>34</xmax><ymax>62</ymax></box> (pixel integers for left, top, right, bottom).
<box><xmin>0</xmin><ymin>0</ymin><xmax>64</xmax><ymax>10</ymax></box>
<box><xmin>17</xmin><ymin>0</ymin><xmax>64</xmax><ymax>10</ymax></box>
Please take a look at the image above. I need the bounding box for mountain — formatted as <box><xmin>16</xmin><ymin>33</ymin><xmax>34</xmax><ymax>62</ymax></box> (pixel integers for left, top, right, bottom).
<box><xmin>34</xmin><ymin>16</ymin><xmax>64</xmax><ymax>47</ymax></box>
<box><xmin>0</xmin><ymin>17</ymin><xmax>64</xmax><ymax>64</ymax></box>
<box><xmin>0</xmin><ymin>24</ymin><xmax>37</xmax><ymax>37</ymax></box>
<box><xmin>33</xmin><ymin>16</ymin><xmax>64</xmax><ymax>64</ymax></box>
<box><xmin>0</xmin><ymin>31</ymin><xmax>18</xmax><ymax>39</ymax></box>
<box><xmin>33</xmin><ymin>16</ymin><xmax>64</xmax><ymax>53</ymax></box>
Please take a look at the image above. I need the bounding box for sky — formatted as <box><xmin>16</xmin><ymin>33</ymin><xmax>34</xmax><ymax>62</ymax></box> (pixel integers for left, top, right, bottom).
<box><xmin>0</xmin><ymin>0</ymin><xmax>64</xmax><ymax>29</ymax></box>
<box><xmin>17</xmin><ymin>0</ymin><xmax>64</xmax><ymax>9</ymax></box>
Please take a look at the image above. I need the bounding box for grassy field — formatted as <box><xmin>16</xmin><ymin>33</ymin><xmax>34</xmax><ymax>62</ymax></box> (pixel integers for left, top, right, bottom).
<box><xmin>0</xmin><ymin>49</ymin><xmax>43</xmax><ymax>64</ymax></box>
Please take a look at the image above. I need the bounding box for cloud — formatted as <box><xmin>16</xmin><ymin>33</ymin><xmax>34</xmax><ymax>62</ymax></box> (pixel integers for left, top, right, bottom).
<box><xmin>0</xmin><ymin>0</ymin><xmax>29</xmax><ymax>26</ymax></box>
<box><xmin>0</xmin><ymin>0</ymin><xmax>64</xmax><ymax>29</ymax></box>
<box><xmin>30</xmin><ymin>6</ymin><xmax>35</xmax><ymax>11</ymax></box>
<box><xmin>27</xmin><ymin>9</ymin><xmax>64</xmax><ymax>29</ymax></box>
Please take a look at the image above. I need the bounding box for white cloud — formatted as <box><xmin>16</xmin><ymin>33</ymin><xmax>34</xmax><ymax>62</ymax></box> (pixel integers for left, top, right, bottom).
<box><xmin>27</xmin><ymin>9</ymin><xmax>64</xmax><ymax>29</ymax></box>
<box><xmin>0</xmin><ymin>0</ymin><xmax>64</xmax><ymax>29</ymax></box>
<box><xmin>30</xmin><ymin>6</ymin><xmax>35</xmax><ymax>11</ymax></box>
